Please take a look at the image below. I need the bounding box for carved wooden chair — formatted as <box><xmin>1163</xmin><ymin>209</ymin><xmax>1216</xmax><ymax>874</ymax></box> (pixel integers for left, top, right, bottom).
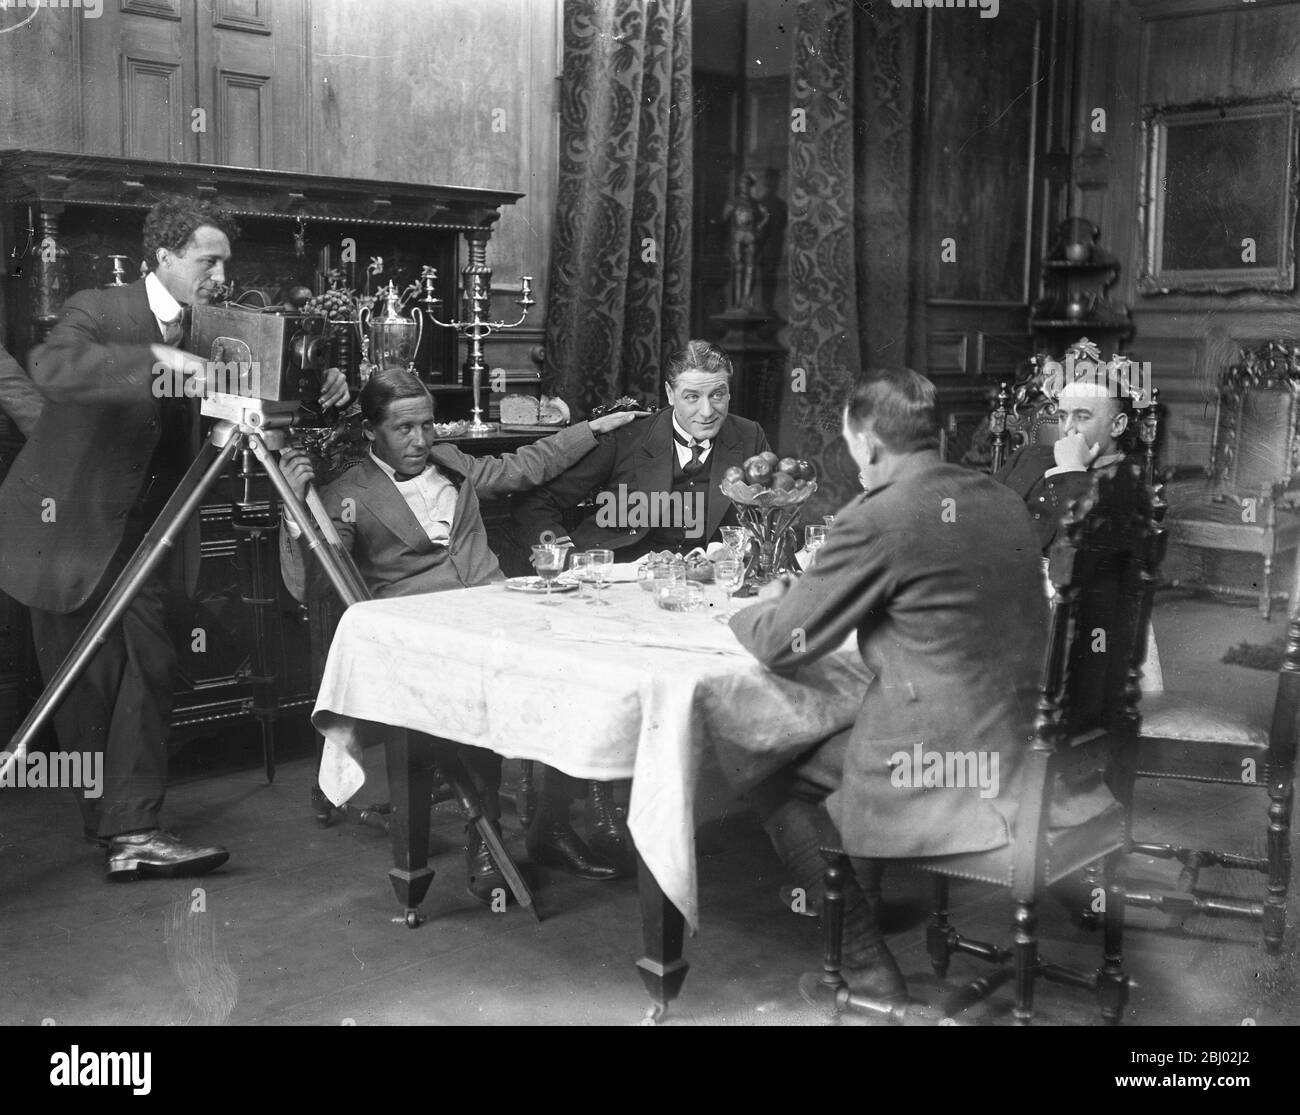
<box><xmin>1165</xmin><ymin>341</ymin><xmax>1300</xmax><ymax>619</ymax></box>
<box><xmin>806</xmin><ymin>464</ymin><xmax>1164</xmax><ymax>1024</ymax></box>
<box><xmin>1128</xmin><ymin>550</ymin><xmax>1298</xmax><ymax>952</ymax></box>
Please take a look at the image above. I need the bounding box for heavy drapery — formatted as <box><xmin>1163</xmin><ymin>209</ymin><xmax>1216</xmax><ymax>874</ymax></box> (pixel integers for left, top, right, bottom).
<box><xmin>545</xmin><ymin>0</ymin><xmax>693</xmax><ymax>414</ymax></box>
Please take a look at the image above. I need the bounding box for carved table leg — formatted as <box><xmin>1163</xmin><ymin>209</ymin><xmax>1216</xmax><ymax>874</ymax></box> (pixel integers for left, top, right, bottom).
<box><xmin>384</xmin><ymin>727</ymin><xmax>438</xmax><ymax>927</ymax></box>
<box><xmin>635</xmin><ymin>852</ymin><xmax>689</xmax><ymax>1023</ymax></box>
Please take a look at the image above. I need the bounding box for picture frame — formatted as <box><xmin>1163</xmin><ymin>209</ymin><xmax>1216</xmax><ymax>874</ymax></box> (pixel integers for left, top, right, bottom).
<box><xmin>1138</xmin><ymin>95</ymin><xmax>1300</xmax><ymax>295</ymax></box>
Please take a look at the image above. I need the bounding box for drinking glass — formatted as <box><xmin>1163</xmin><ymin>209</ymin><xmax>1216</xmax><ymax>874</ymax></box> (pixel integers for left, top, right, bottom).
<box><xmin>588</xmin><ymin>549</ymin><xmax>614</xmax><ymax>606</ymax></box>
<box><xmin>720</xmin><ymin>525</ymin><xmax>747</xmax><ymax>559</ymax></box>
<box><xmin>530</xmin><ymin>544</ymin><xmax>566</xmax><ymax>606</ymax></box>
<box><xmin>713</xmin><ymin>557</ymin><xmax>744</xmax><ymax>623</ymax></box>
<box><xmin>570</xmin><ymin>551</ymin><xmax>595</xmax><ymax>602</ymax></box>
<box><xmin>822</xmin><ymin>515</ymin><xmax>835</xmax><ymax>528</ymax></box>
<box><xmin>804</xmin><ymin>524</ymin><xmax>828</xmax><ymax>567</ymax></box>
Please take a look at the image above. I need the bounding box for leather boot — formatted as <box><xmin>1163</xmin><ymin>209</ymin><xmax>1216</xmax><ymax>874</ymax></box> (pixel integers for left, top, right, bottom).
<box><xmin>465</xmin><ymin>824</ymin><xmax>512</xmax><ymax>906</ymax></box>
<box><xmin>526</xmin><ymin>773</ymin><xmax>618</xmax><ymax>881</ymax></box>
<box><xmin>585</xmin><ymin>780</ymin><xmax>635</xmax><ymax>877</ymax></box>
<box><xmin>841</xmin><ymin>940</ymin><xmax>907</xmax><ymax>1003</ymax></box>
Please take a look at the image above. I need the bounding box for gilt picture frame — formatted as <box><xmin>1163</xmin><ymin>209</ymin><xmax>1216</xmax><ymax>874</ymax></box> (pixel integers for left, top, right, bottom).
<box><xmin>1138</xmin><ymin>95</ymin><xmax>1300</xmax><ymax>295</ymax></box>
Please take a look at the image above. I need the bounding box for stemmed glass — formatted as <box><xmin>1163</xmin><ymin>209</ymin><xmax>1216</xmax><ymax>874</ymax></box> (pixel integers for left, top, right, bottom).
<box><xmin>530</xmin><ymin>543</ymin><xmax>567</xmax><ymax>606</ymax></box>
<box><xmin>822</xmin><ymin>515</ymin><xmax>835</xmax><ymax>528</ymax></box>
<box><xmin>570</xmin><ymin>551</ymin><xmax>595</xmax><ymax>603</ymax></box>
<box><xmin>720</xmin><ymin>525</ymin><xmax>747</xmax><ymax>559</ymax></box>
<box><xmin>804</xmin><ymin>525</ymin><xmax>828</xmax><ymax>567</ymax></box>
<box><xmin>713</xmin><ymin>557</ymin><xmax>744</xmax><ymax>624</ymax></box>
<box><xmin>588</xmin><ymin>549</ymin><xmax>614</xmax><ymax>606</ymax></box>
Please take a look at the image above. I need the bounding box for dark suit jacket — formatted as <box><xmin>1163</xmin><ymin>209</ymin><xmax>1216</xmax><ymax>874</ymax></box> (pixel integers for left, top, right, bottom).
<box><xmin>0</xmin><ymin>343</ymin><xmax>43</xmax><ymax>437</ymax></box>
<box><xmin>730</xmin><ymin>452</ymin><xmax>1112</xmax><ymax>859</ymax></box>
<box><xmin>512</xmin><ymin>409</ymin><xmax>770</xmax><ymax>553</ymax></box>
<box><xmin>995</xmin><ymin>443</ymin><xmax>1132</xmax><ymax>552</ymax></box>
<box><xmin>280</xmin><ymin>423</ymin><xmax>600</xmax><ymax>602</ymax></box>
<box><xmin>0</xmin><ymin>279</ymin><xmax>200</xmax><ymax>613</ymax></box>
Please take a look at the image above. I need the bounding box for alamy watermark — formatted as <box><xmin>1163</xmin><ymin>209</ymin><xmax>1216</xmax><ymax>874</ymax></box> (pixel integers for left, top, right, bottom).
<box><xmin>1041</xmin><ymin>352</ymin><xmax>1153</xmax><ymax>405</ymax></box>
<box><xmin>0</xmin><ymin>0</ymin><xmax>103</xmax><ymax>26</ymax></box>
<box><xmin>152</xmin><ymin>360</ymin><xmax>263</xmax><ymax>399</ymax></box>
<box><xmin>888</xmin><ymin>743</ymin><xmax>999</xmax><ymax>799</ymax></box>
<box><xmin>593</xmin><ymin>484</ymin><xmax>705</xmax><ymax>540</ymax></box>
<box><xmin>891</xmin><ymin>0</ymin><xmax>999</xmax><ymax>18</ymax></box>
<box><xmin>0</xmin><ymin>749</ymin><xmax>102</xmax><ymax>797</ymax></box>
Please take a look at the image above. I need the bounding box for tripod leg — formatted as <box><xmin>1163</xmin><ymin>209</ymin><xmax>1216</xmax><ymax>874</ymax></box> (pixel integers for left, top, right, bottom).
<box><xmin>2</xmin><ymin>436</ymin><xmax>240</xmax><ymax>773</ymax></box>
<box><xmin>433</xmin><ymin>739</ymin><xmax>540</xmax><ymax>921</ymax></box>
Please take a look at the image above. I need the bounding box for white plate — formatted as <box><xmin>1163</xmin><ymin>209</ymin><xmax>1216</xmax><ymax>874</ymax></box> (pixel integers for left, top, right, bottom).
<box><xmin>499</xmin><ymin>423</ymin><xmax>568</xmax><ymax>433</ymax></box>
<box><xmin>504</xmin><ymin>576</ymin><xmax>579</xmax><ymax>594</ymax></box>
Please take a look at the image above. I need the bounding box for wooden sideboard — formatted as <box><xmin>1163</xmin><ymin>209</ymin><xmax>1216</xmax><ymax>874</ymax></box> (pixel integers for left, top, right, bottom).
<box><xmin>0</xmin><ymin>150</ymin><xmax>523</xmax><ymax>768</ymax></box>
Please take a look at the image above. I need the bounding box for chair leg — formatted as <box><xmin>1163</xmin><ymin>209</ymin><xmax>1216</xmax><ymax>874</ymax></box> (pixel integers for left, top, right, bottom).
<box><xmin>927</xmin><ymin>876</ymin><xmax>953</xmax><ymax>980</ymax></box>
<box><xmin>818</xmin><ymin>851</ymin><xmax>850</xmax><ymax>997</ymax></box>
<box><xmin>1261</xmin><ymin>553</ymin><xmax>1273</xmax><ymax>621</ymax></box>
<box><xmin>1012</xmin><ymin>899</ymin><xmax>1038</xmax><ymax>1025</ymax></box>
<box><xmin>1264</xmin><ymin>767</ymin><xmax>1294</xmax><ymax>953</ymax></box>
<box><xmin>517</xmin><ymin>759</ymin><xmax>536</xmax><ymax>830</ymax></box>
<box><xmin>1098</xmin><ymin>852</ymin><xmax>1129</xmax><ymax>1025</ymax></box>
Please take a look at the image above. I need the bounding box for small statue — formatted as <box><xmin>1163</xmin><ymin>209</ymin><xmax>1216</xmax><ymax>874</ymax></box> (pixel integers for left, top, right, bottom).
<box><xmin>720</xmin><ymin>171</ymin><xmax>769</xmax><ymax>311</ymax></box>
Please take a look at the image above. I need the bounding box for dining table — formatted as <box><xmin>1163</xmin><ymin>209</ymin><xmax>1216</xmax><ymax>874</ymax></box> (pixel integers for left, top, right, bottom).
<box><xmin>310</xmin><ymin>571</ymin><xmax>871</xmax><ymax>1020</ymax></box>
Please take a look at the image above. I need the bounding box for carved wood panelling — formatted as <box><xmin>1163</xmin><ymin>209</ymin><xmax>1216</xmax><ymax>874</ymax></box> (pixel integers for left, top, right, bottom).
<box><xmin>212</xmin><ymin>0</ymin><xmax>272</xmax><ymax>35</ymax></box>
<box><xmin>120</xmin><ymin>0</ymin><xmax>183</xmax><ymax>19</ymax></box>
<box><xmin>123</xmin><ymin>57</ymin><xmax>182</xmax><ymax>161</ymax></box>
<box><xmin>216</xmin><ymin>70</ymin><xmax>270</xmax><ymax>167</ymax></box>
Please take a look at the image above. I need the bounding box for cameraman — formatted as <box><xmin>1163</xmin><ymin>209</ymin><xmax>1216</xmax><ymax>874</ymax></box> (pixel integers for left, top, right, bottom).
<box><xmin>0</xmin><ymin>196</ymin><xmax>349</xmax><ymax>880</ymax></box>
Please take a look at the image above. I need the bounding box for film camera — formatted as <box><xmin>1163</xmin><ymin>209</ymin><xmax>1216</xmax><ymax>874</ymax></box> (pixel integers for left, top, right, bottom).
<box><xmin>190</xmin><ymin>304</ymin><xmax>331</xmax><ymax>422</ymax></box>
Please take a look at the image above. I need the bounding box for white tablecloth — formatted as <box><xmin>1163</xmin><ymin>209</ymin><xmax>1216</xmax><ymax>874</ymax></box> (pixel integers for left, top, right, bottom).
<box><xmin>311</xmin><ymin>582</ymin><xmax>870</xmax><ymax>931</ymax></box>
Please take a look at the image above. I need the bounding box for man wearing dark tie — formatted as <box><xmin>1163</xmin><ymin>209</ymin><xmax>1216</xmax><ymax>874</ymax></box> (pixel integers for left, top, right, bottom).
<box><xmin>0</xmin><ymin>196</ymin><xmax>349</xmax><ymax>880</ymax></box>
<box><xmin>512</xmin><ymin>339</ymin><xmax>770</xmax><ymax>871</ymax></box>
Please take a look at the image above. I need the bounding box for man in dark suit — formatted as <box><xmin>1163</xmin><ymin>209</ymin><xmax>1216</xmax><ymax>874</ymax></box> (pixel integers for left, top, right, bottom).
<box><xmin>995</xmin><ymin>375</ymin><xmax>1135</xmax><ymax>552</ymax></box>
<box><xmin>278</xmin><ymin>368</ymin><xmax>646</xmax><ymax>899</ymax></box>
<box><xmin>512</xmin><ymin>340</ymin><xmax>770</xmax><ymax>869</ymax></box>
<box><xmin>514</xmin><ymin>339</ymin><xmax>770</xmax><ymax>561</ymax></box>
<box><xmin>729</xmin><ymin>368</ymin><xmax>1113</xmax><ymax>1002</ymax></box>
<box><xmin>0</xmin><ymin>196</ymin><xmax>349</xmax><ymax>880</ymax></box>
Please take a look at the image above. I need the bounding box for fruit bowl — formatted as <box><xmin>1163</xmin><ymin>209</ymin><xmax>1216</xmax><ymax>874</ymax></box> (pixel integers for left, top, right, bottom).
<box><xmin>719</xmin><ymin>476</ymin><xmax>818</xmax><ymax>509</ymax></box>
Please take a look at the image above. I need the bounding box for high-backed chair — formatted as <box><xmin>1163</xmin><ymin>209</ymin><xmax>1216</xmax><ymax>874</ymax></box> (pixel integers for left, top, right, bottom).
<box><xmin>1166</xmin><ymin>341</ymin><xmax>1300</xmax><ymax>619</ymax></box>
<box><xmin>806</xmin><ymin>464</ymin><xmax>1164</xmax><ymax>1024</ymax></box>
<box><xmin>1128</xmin><ymin>553</ymin><xmax>1298</xmax><ymax>952</ymax></box>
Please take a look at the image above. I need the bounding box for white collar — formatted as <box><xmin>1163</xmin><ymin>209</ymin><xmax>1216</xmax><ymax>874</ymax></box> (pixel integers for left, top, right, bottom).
<box><xmin>145</xmin><ymin>271</ymin><xmax>184</xmax><ymax>326</ymax></box>
<box><xmin>671</xmin><ymin>413</ymin><xmax>712</xmax><ymax>448</ymax></box>
<box><xmin>370</xmin><ymin>449</ymin><xmax>430</xmax><ymax>483</ymax></box>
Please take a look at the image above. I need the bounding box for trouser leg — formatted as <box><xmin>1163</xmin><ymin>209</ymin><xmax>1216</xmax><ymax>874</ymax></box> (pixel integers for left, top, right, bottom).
<box><xmin>29</xmin><ymin>569</ymin><xmax>174</xmax><ymax>841</ymax></box>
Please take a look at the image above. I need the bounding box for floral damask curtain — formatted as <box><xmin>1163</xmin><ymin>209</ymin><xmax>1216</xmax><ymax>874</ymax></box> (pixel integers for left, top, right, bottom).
<box><xmin>781</xmin><ymin>0</ymin><xmax>923</xmax><ymax>518</ymax></box>
<box><xmin>544</xmin><ymin>0</ymin><xmax>693</xmax><ymax>414</ymax></box>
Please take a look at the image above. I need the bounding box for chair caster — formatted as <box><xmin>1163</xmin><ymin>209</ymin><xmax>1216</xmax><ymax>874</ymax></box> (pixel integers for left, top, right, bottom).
<box><xmin>640</xmin><ymin>1003</ymin><xmax>668</xmax><ymax>1025</ymax></box>
<box><xmin>404</xmin><ymin>909</ymin><xmax>422</xmax><ymax>929</ymax></box>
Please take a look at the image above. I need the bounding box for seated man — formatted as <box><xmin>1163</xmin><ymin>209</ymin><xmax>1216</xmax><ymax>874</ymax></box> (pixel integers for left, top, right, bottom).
<box><xmin>512</xmin><ymin>339</ymin><xmax>771</xmax><ymax>871</ymax></box>
<box><xmin>279</xmin><ymin>368</ymin><xmax>644</xmax><ymax>901</ymax></box>
<box><xmin>995</xmin><ymin>368</ymin><xmax>1162</xmax><ymax>689</ymax></box>
<box><xmin>729</xmin><ymin>368</ymin><xmax>1112</xmax><ymax>1001</ymax></box>
<box><xmin>513</xmin><ymin>339</ymin><xmax>770</xmax><ymax>561</ymax></box>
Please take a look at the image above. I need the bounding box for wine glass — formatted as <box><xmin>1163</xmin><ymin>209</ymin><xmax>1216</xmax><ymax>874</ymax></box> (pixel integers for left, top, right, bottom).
<box><xmin>713</xmin><ymin>558</ymin><xmax>744</xmax><ymax>624</ymax></box>
<box><xmin>804</xmin><ymin>524</ymin><xmax>828</xmax><ymax>567</ymax></box>
<box><xmin>570</xmin><ymin>551</ymin><xmax>595</xmax><ymax>603</ymax></box>
<box><xmin>530</xmin><ymin>543</ymin><xmax>566</xmax><ymax>606</ymax></box>
<box><xmin>822</xmin><ymin>515</ymin><xmax>835</xmax><ymax>528</ymax></box>
<box><xmin>720</xmin><ymin>525</ymin><xmax>747</xmax><ymax>559</ymax></box>
<box><xmin>588</xmin><ymin>548</ymin><xmax>614</xmax><ymax>606</ymax></box>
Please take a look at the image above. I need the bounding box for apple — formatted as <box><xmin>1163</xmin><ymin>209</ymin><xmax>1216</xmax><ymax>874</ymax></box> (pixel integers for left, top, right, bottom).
<box><xmin>770</xmin><ymin>472</ymin><xmax>795</xmax><ymax>492</ymax></box>
<box><xmin>790</xmin><ymin>459</ymin><xmax>815</xmax><ymax>481</ymax></box>
<box><xmin>722</xmin><ymin>465</ymin><xmax>745</xmax><ymax>485</ymax></box>
<box><xmin>777</xmin><ymin>456</ymin><xmax>800</xmax><ymax>475</ymax></box>
<box><xmin>287</xmin><ymin>285</ymin><xmax>314</xmax><ymax>309</ymax></box>
<box><xmin>760</xmin><ymin>451</ymin><xmax>779</xmax><ymax>469</ymax></box>
<box><xmin>744</xmin><ymin>458</ymin><xmax>773</xmax><ymax>485</ymax></box>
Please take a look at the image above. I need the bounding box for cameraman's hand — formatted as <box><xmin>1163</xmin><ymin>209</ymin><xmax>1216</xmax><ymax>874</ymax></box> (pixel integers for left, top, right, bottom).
<box><xmin>588</xmin><ymin>410</ymin><xmax>650</xmax><ymax>435</ymax></box>
<box><xmin>320</xmin><ymin>367</ymin><xmax>351</xmax><ymax>409</ymax></box>
<box><xmin>151</xmin><ymin>344</ymin><xmax>207</xmax><ymax>396</ymax></box>
<box><xmin>278</xmin><ymin>447</ymin><xmax>316</xmax><ymax>501</ymax></box>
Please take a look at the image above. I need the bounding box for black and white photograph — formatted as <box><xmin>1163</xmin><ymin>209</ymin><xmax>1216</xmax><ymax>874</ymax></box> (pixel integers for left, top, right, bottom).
<box><xmin>0</xmin><ymin>0</ymin><xmax>1296</xmax><ymax>1067</ymax></box>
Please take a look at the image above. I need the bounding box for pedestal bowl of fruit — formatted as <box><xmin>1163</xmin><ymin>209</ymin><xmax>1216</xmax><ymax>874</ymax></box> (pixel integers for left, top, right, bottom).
<box><xmin>719</xmin><ymin>453</ymin><xmax>818</xmax><ymax>586</ymax></box>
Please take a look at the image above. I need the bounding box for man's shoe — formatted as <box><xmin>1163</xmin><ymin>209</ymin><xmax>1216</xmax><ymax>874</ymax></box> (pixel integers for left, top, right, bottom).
<box><xmin>465</xmin><ymin>833</ymin><xmax>513</xmax><ymax>907</ymax></box>
<box><xmin>105</xmin><ymin>829</ymin><xmax>229</xmax><ymax>881</ymax></box>
<box><xmin>841</xmin><ymin>941</ymin><xmax>908</xmax><ymax>1004</ymax></box>
<box><xmin>526</xmin><ymin>824</ymin><xmax>619</xmax><ymax>881</ymax></box>
<box><xmin>586</xmin><ymin>781</ymin><xmax>635</xmax><ymax>876</ymax></box>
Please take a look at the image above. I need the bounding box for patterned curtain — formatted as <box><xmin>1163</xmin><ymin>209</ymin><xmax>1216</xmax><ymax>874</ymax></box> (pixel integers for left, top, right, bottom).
<box><xmin>779</xmin><ymin>0</ymin><xmax>922</xmax><ymax>519</ymax></box>
<box><xmin>545</xmin><ymin>0</ymin><xmax>693</xmax><ymax>415</ymax></box>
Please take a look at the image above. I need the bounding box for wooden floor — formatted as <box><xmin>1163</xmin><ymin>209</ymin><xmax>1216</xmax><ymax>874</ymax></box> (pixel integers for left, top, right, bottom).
<box><xmin>1</xmin><ymin>589</ymin><xmax>1296</xmax><ymax>1027</ymax></box>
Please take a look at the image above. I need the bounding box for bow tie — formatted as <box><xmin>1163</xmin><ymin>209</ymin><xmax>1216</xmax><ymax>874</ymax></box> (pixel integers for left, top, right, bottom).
<box><xmin>672</xmin><ymin>430</ymin><xmax>711</xmax><ymax>451</ymax></box>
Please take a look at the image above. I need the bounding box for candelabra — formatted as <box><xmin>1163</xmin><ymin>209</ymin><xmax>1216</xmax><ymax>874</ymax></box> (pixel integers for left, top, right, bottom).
<box><xmin>421</xmin><ymin>265</ymin><xmax>534</xmax><ymax>433</ymax></box>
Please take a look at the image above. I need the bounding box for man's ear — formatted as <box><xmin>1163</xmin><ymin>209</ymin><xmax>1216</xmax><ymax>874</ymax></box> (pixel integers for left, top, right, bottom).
<box><xmin>361</xmin><ymin>420</ymin><xmax>375</xmax><ymax>443</ymax></box>
<box><xmin>1111</xmin><ymin>411</ymin><xmax>1129</xmax><ymax>437</ymax></box>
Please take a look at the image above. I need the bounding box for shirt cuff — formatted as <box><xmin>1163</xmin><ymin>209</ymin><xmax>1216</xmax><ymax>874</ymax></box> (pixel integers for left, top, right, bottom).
<box><xmin>282</xmin><ymin>510</ymin><xmax>303</xmax><ymax>540</ymax></box>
